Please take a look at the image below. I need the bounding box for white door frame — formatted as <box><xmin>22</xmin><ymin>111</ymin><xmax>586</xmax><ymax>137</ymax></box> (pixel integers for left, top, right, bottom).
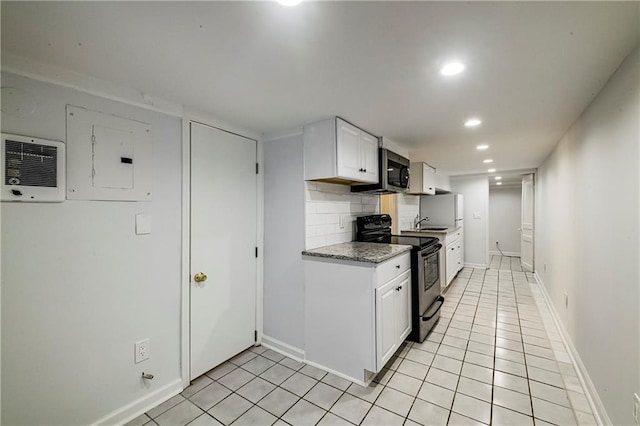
<box><xmin>180</xmin><ymin>108</ymin><xmax>264</xmax><ymax>389</ymax></box>
<box><xmin>521</xmin><ymin>173</ymin><xmax>535</xmax><ymax>272</ymax></box>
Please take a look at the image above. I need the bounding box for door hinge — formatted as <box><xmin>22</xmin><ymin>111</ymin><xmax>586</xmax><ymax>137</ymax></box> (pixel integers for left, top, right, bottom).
<box><xmin>256</xmin><ymin>163</ymin><xmax>259</xmax><ymax>174</ymax></box>
<box><xmin>254</xmin><ymin>330</ymin><xmax>258</xmax><ymax>342</ymax></box>
<box><xmin>255</xmin><ymin>247</ymin><xmax>258</xmax><ymax>258</ymax></box>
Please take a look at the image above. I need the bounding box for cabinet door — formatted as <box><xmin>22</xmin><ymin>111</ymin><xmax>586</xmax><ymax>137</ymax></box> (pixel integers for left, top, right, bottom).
<box><xmin>376</xmin><ymin>279</ymin><xmax>398</xmax><ymax>369</ymax></box>
<box><xmin>336</xmin><ymin>119</ymin><xmax>361</xmax><ymax>180</ymax></box>
<box><xmin>459</xmin><ymin>232</ymin><xmax>464</xmax><ymax>270</ymax></box>
<box><xmin>360</xmin><ymin>131</ymin><xmax>379</xmax><ymax>183</ymax></box>
<box><xmin>446</xmin><ymin>244</ymin><xmax>456</xmax><ymax>285</ymax></box>
<box><xmin>395</xmin><ymin>271</ymin><xmax>412</xmax><ymax>342</ymax></box>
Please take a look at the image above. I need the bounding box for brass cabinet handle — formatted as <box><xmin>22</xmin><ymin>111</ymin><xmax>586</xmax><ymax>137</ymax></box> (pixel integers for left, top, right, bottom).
<box><xmin>194</xmin><ymin>272</ymin><xmax>207</xmax><ymax>283</ymax></box>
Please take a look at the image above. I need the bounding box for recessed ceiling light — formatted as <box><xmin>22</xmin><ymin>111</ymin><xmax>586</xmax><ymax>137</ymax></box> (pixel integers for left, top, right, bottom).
<box><xmin>276</xmin><ymin>0</ymin><xmax>301</xmax><ymax>6</ymax></box>
<box><xmin>495</xmin><ymin>176</ymin><xmax>502</xmax><ymax>180</ymax></box>
<box><xmin>483</xmin><ymin>159</ymin><xmax>493</xmax><ymax>164</ymax></box>
<box><xmin>476</xmin><ymin>144</ymin><xmax>489</xmax><ymax>150</ymax></box>
<box><xmin>465</xmin><ymin>118</ymin><xmax>482</xmax><ymax>127</ymax></box>
<box><xmin>440</xmin><ymin>62</ymin><xmax>465</xmax><ymax>76</ymax></box>
<box><xmin>496</xmin><ymin>182</ymin><xmax>503</xmax><ymax>186</ymax></box>
<box><xmin>487</xmin><ymin>168</ymin><xmax>496</xmax><ymax>173</ymax></box>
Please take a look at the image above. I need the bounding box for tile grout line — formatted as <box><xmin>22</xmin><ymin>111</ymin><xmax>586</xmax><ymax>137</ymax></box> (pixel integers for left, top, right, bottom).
<box><xmin>511</xmin><ymin>267</ymin><xmax>539</xmax><ymax>424</ymax></box>
<box><xmin>444</xmin><ymin>268</ymin><xmax>484</xmax><ymax>425</ymax></box>
<box><xmin>490</xmin><ymin>264</ymin><xmax>501</xmax><ymax>426</ymax></box>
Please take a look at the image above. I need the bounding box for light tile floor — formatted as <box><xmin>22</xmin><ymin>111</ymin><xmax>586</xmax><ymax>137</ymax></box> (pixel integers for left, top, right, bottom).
<box><xmin>129</xmin><ymin>257</ymin><xmax>597</xmax><ymax>426</ymax></box>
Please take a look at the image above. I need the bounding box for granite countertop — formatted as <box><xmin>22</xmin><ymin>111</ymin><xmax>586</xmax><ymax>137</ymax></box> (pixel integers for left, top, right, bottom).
<box><xmin>400</xmin><ymin>225</ymin><xmax>461</xmax><ymax>235</ymax></box>
<box><xmin>302</xmin><ymin>242</ymin><xmax>412</xmax><ymax>264</ymax></box>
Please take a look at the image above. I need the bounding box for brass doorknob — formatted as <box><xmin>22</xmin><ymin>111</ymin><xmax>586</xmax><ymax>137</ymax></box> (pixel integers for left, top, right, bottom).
<box><xmin>194</xmin><ymin>272</ymin><xmax>207</xmax><ymax>283</ymax></box>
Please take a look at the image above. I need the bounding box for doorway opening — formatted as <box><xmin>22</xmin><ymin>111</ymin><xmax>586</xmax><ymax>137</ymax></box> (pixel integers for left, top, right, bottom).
<box><xmin>488</xmin><ymin>172</ymin><xmax>535</xmax><ymax>272</ymax></box>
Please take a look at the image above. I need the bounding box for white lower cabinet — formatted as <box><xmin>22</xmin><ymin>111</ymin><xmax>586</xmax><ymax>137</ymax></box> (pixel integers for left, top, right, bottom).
<box><xmin>375</xmin><ymin>270</ymin><xmax>411</xmax><ymax>368</ymax></box>
<box><xmin>444</xmin><ymin>227</ymin><xmax>464</xmax><ymax>286</ymax></box>
<box><xmin>304</xmin><ymin>252</ymin><xmax>411</xmax><ymax>385</ymax></box>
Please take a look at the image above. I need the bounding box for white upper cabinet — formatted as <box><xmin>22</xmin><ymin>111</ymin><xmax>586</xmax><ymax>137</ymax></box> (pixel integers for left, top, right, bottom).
<box><xmin>408</xmin><ymin>162</ymin><xmax>436</xmax><ymax>195</ymax></box>
<box><xmin>360</xmin><ymin>131</ymin><xmax>379</xmax><ymax>182</ymax></box>
<box><xmin>408</xmin><ymin>162</ymin><xmax>451</xmax><ymax>194</ymax></box>
<box><xmin>336</xmin><ymin>119</ymin><xmax>363</xmax><ymax>180</ymax></box>
<box><xmin>304</xmin><ymin>117</ymin><xmax>379</xmax><ymax>184</ymax></box>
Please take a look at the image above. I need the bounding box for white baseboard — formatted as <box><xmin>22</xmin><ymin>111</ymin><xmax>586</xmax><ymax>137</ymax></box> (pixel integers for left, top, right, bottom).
<box><xmin>303</xmin><ymin>358</ymin><xmax>369</xmax><ymax>387</ymax></box>
<box><xmin>261</xmin><ymin>335</ymin><xmax>371</xmax><ymax>387</ymax></box>
<box><xmin>261</xmin><ymin>335</ymin><xmax>305</xmax><ymax>362</ymax></box>
<box><xmin>533</xmin><ymin>273</ymin><xmax>611</xmax><ymax>426</ymax></box>
<box><xmin>489</xmin><ymin>250</ymin><xmax>521</xmax><ymax>257</ymax></box>
<box><xmin>464</xmin><ymin>263</ymin><xmax>487</xmax><ymax>269</ymax></box>
<box><xmin>92</xmin><ymin>378</ymin><xmax>182</xmax><ymax>426</ymax></box>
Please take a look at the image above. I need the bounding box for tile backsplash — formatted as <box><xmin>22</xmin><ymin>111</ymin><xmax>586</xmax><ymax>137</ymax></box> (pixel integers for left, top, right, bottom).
<box><xmin>396</xmin><ymin>192</ymin><xmax>420</xmax><ymax>231</ymax></box>
<box><xmin>305</xmin><ymin>182</ymin><xmax>379</xmax><ymax>249</ymax></box>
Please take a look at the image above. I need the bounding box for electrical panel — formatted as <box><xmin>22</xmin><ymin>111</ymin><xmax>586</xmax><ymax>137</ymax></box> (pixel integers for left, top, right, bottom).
<box><xmin>1</xmin><ymin>133</ymin><xmax>66</xmax><ymax>202</ymax></box>
<box><xmin>66</xmin><ymin>105</ymin><xmax>152</xmax><ymax>201</ymax></box>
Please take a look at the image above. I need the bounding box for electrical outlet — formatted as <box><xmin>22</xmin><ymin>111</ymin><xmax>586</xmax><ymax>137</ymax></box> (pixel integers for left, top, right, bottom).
<box><xmin>633</xmin><ymin>393</ymin><xmax>640</xmax><ymax>425</ymax></box>
<box><xmin>135</xmin><ymin>339</ymin><xmax>150</xmax><ymax>363</ymax></box>
<box><xmin>564</xmin><ymin>293</ymin><xmax>569</xmax><ymax>309</ymax></box>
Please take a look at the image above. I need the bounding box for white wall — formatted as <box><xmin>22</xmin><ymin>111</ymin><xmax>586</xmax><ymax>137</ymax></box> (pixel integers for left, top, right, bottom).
<box><xmin>263</xmin><ymin>133</ymin><xmax>305</xmax><ymax>352</ymax></box>
<box><xmin>450</xmin><ymin>176</ymin><xmax>489</xmax><ymax>267</ymax></box>
<box><xmin>305</xmin><ymin>183</ymin><xmax>379</xmax><ymax>249</ymax></box>
<box><xmin>536</xmin><ymin>48</ymin><xmax>639</xmax><ymax>425</ymax></box>
<box><xmin>1</xmin><ymin>72</ymin><xmax>183</xmax><ymax>424</ymax></box>
<box><xmin>489</xmin><ymin>186</ymin><xmax>522</xmax><ymax>255</ymax></box>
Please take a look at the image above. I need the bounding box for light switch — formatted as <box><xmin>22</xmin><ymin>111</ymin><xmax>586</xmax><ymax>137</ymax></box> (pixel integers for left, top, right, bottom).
<box><xmin>473</xmin><ymin>211</ymin><xmax>481</xmax><ymax>219</ymax></box>
<box><xmin>135</xmin><ymin>214</ymin><xmax>152</xmax><ymax>235</ymax></box>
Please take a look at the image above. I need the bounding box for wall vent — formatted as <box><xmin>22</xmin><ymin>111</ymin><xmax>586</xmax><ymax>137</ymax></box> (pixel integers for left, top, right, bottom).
<box><xmin>1</xmin><ymin>133</ymin><xmax>65</xmax><ymax>202</ymax></box>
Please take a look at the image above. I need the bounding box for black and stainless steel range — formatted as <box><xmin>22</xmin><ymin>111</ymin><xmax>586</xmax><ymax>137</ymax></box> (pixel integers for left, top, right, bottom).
<box><xmin>356</xmin><ymin>214</ymin><xmax>444</xmax><ymax>342</ymax></box>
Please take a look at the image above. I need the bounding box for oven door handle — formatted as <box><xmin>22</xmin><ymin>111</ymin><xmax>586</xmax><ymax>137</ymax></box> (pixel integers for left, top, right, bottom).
<box><xmin>421</xmin><ymin>295</ymin><xmax>445</xmax><ymax>321</ymax></box>
<box><xmin>421</xmin><ymin>244</ymin><xmax>443</xmax><ymax>256</ymax></box>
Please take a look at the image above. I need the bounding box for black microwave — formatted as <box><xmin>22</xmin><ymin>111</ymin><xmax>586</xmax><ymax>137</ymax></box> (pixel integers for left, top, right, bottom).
<box><xmin>352</xmin><ymin>148</ymin><xmax>410</xmax><ymax>194</ymax></box>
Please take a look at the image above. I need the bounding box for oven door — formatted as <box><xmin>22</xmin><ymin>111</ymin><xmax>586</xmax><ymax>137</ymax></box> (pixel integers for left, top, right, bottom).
<box><xmin>419</xmin><ymin>243</ymin><xmax>442</xmax><ymax>314</ymax></box>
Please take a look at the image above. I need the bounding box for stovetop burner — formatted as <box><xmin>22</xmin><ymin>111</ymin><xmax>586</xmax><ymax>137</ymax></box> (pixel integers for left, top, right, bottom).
<box><xmin>356</xmin><ymin>214</ymin><xmax>439</xmax><ymax>250</ymax></box>
<box><xmin>389</xmin><ymin>235</ymin><xmax>438</xmax><ymax>250</ymax></box>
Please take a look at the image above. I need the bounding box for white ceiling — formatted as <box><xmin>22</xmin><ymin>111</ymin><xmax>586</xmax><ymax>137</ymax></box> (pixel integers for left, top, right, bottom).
<box><xmin>2</xmin><ymin>1</ymin><xmax>638</xmax><ymax>176</ymax></box>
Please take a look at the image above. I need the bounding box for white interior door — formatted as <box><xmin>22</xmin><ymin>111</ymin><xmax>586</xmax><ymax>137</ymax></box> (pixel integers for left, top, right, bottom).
<box><xmin>190</xmin><ymin>122</ymin><xmax>257</xmax><ymax>380</ymax></box>
<box><xmin>521</xmin><ymin>174</ymin><xmax>535</xmax><ymax>272</ymax></box>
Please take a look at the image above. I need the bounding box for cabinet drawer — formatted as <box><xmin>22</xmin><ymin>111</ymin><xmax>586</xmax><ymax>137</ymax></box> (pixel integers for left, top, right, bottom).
<box><xmin>376</xmin><ymin>252</ymin><xmax>411</xmax><ymax>287</ymax></box>
<box><xmin>454</xmin><ymin>245</ymin><xmax>462</xmax><ymax>271</ymax></box>
<box><xmin>445</xmin><ymin>229</ymin><xmax>462</xmax><ymax>246</ymax></box>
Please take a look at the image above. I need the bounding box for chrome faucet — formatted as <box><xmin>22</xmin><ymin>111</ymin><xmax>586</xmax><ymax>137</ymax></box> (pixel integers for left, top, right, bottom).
<box><xmin>414</xmin><ymin>215</ymin><xmax>430</xmax><ymax>229</ymax></box>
